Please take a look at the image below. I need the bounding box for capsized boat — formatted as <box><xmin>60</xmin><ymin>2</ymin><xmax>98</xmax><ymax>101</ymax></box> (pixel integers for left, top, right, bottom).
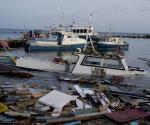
<box><xmin>15</xmin><ymin>50</ymin><xmax>147</xmax><ymax>76</ymax></box>
<box><xmin>71</xmin><ymin>51</ymin><xmax>146</xmax><ymax>76</ymax></box>
<box><xmin>96</xmin><ymin>37</ymin><xmax>129</xmax><ymax>51</ymax></box>
<box><xmin>15</xmin><ymin>56</ymin><xmax>75</xmax><ymax>72</ymax></box>
<box><xmin>25</xmin><ymin>31</ymin><xmax>87</xmax><ymax>52</ymax></box>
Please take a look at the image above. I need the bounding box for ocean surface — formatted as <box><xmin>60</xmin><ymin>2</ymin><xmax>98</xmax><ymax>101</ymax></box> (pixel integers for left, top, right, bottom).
<box><xmin>0</xmin><ymin>28</ymin><xmax>48</xmax><ymax>40</ymax></box>
<box><xmin>0</xmin><ymin>29</ymin><xmax>150</xmax><ymax>90</ymax></box>
<box><xmin>0</xmin><ymin>28</ymin><xmax>27</xmax><ymax>40</ymax></box>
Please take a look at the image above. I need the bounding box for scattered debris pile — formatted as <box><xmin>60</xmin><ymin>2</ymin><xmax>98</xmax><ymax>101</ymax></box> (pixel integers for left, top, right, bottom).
<box><xmin>0</xmin><ymin>77</ymin><xmax>150</xmax><ymax>125</ymax></box>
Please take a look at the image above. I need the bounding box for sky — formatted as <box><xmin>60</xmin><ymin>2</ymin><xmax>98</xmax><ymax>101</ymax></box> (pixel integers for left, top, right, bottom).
<box><xmin>0</xmin><ymin>0</ymin><xmax>150</xmax><ymax>33</ymax></box>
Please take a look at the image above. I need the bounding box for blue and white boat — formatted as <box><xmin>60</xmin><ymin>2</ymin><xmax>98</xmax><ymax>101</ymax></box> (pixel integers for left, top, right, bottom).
<box><xmin>25</xmin><ymin>31</ymin><xmax>87</xmax><ymax>52</ymax></box>
<box><xmin>96</xmin><ymin>37</ymin><xmax>129</xmax><ymax>51</ymax></box>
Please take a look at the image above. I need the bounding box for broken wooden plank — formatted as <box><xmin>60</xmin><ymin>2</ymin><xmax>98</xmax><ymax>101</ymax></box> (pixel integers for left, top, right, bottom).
<box><xmin>46</xmin><ymin>112</ymin><xmax>105</xmax><ymax>124</ymax></box>
<box><xmin>73</xmin><ymin>85</ymin><xmax>85</xmax><ymax>98</ymax></box>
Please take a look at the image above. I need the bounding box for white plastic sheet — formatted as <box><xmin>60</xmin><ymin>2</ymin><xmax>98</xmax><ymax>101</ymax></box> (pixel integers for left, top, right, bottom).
<box><xmin>38</xmin><ymin>90</ymin><xmax>77</xmax><ymax>109</ymax></box>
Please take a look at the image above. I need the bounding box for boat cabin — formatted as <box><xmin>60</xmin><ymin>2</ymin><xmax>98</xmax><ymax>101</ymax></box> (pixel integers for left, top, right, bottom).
<box><xmin>49</xmin><ymin>31</ymin><xmax>79</xmax><ymax>45</ymax></box>
<box><xmin>31</xmin><ymin>31</ymin><xmax>85</xmax><ymax>45</ymax></box>
<box><xmin>71</xmin><ymin>26</ymin><xmax>98</xmax><ymax>36</ymax></box>
<box><xmin>104</xmin><ymin>37</ymin><xmax>126</xmax><ymax>45</ymax></box>
<box><xmin>72</xmin><ymin>52</ymin><xmax>145</xmax><ymax>76</ymax></box>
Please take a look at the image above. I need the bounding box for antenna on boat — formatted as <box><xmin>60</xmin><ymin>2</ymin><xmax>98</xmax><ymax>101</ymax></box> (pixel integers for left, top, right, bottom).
<box><xmin>72</xmin><ymin>14</ymin><xmax>76</xmax><ymax>26</ymax></box>
<box><xmin>61</xmin><ymin>12</ymin><xmax>65</xmax><ymax>27</ymax></box>
<box><xmin>23</xmin><ymin>21</ymin><xmax>26</xmax><ymax>30</ymax></box>
<box><xmin>88</xmin><ymin>13</ymin><xmax>93</xmax><ymax>26</ymax></box>
<box><xmin>109</xmin><ymin>24</ymin><xmax>112</xmax><ymax>37</ymax></box>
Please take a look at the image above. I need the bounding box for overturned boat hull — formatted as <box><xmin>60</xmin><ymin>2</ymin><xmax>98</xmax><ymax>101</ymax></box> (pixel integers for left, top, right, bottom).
<box><xmin>15</xmin><ymin>57</ymin><xmax>74</xmax><ymax>72</ymax></box>
<box><xmin>0</xmin><ymin>63</ymin><xmax>33</xmax><ymax>78</ymax></box>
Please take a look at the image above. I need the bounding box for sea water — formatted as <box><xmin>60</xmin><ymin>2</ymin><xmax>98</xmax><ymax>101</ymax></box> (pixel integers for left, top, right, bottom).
<box><xmin>0</xmin><ymin>29</ymin><xmax>150</xmax><ymax>89</ymax></box>
<box><xmin>0</xmin><ymin>28</ymin><xmax>26</xmax><ymax>40</ymax></box>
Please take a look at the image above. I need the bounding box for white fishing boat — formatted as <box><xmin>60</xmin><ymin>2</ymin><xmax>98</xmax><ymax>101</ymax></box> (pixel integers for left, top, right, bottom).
<box><xmin>25</xmin><ymin>31</ymin><xmax>87</xmax><ymax>52</ymax></box>
<box><xmin>97</xmin><ymin>37</ymin><xmax>129</xmax><ymax>51</ymax></box>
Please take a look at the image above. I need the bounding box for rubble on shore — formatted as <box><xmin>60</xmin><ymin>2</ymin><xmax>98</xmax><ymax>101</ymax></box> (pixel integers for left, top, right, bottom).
<box><xmin>0</xmin><ymin>75</ymin><xmax>150</xmax><ymax>125</ymax></box>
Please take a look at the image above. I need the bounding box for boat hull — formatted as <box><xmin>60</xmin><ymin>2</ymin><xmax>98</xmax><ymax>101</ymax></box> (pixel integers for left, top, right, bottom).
<box><xmin>0</xmin><ymin>63</ymin><xmax>33</xmax><ymax>78</ymax></box>
<box><xmin>96</xmin><ymin>43</ymin><xmax>129</xmax><ymax>51</ymax></box>
<box><xmin>16</xmin><ymin>57</ymin><xmax>74</xmax><ymax>72</ymax></box>
<box><xmin>78</xmin><ymin>35</ymin><xmax>100</xmax><ymax>42</ymax></box>
<box><xmin>25</xmin><ymin>44</ymin><xmax>85</xmax><ymax>52</ymax></box>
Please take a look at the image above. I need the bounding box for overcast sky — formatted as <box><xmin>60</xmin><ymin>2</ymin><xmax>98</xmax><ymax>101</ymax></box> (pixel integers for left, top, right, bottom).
<box><xmin>0</xmin><ymin>0</ymin><xmax>150</xmax><ymax>33</ymax></box>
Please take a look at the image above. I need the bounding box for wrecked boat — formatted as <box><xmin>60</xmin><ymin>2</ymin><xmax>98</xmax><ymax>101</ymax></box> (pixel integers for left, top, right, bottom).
<box><xmin>15</xmin><ymin>56</ymin><xmax>74</xmax><ymax>72</ymax></box>
<box><xmin>72</xmin><ymin>51</ymin><xmax>146</xmax><ymax>76</ymax></box>
<box><xmin>15</xmin><ymin>50</ymin><xmax>147</xmax><ymax>76</ymax></box>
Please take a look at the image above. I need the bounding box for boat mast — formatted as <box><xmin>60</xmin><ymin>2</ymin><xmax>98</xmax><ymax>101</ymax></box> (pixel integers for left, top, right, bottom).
<box><xmin>61</xmin><ymin>12</ymin><xmax>64</xmax><ymax>27</ymax></box>
<box><xmin>88</xmin><ymin>13</ymin><xmax>93</xmax><ymax>26</ymax></box>
<box><xmin>72</xmin><ymin>14</ymin><xmax>76</xmax><ymax>26</ymax></box>
<box><xmin>109</xmin><ymin>24</ymin><xmax>112</xmax><ymax>38</ymax></box>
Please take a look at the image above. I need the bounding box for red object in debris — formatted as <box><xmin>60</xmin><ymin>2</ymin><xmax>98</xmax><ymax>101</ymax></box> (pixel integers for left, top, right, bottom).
<box><xmin>0</xmin><ymin>40</ymin><xmax>9</xmax><ymax>48</ymax></box>
<box><xmin>52</xmin><ymin>57</ymin><xmax>62</xmax><ymax>63</ymax></box>
<box><xmin>105</xmin><ymin>109</ymin><xmax>150</xmax><ymax>123</ymax></box>
<box><xmin>111</xmin><ymin>75</ymin><xmax>125</xmax><ymax>84</ymax></box>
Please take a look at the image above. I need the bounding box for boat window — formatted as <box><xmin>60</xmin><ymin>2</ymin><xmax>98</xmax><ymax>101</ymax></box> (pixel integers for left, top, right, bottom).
<box><xmin>80</xmin><ymin>29</ymin><xmax>83</xmax><ymax>33</ymax></box>
<box><xmin>73</xmin><ymin>29</ymin><xmax>76</xmax><ymax>33</ymax></box>
<box><xmin>88</xmin><ymin>29</ymin><xmax>92</xmax><ymax>33</ymax></box>
<box><xmin>103</xmin><ymin>59</ymin><xmax>123</xmax><ymax>69</ymax></box>
<box><xmin>77</xmin><ymin>30</ymin><xmax>79</xmax><ymax>33</ymax></box>
<box><xmin>83</xmin><ymin>56</ymin><xmax>101</xmax><ymax>66</ymax></box>
<box><xmin>49</xmin><ymin>33</ymin><xmax>60</xmax><ymax>41</ymax></box>
<box><xmin>84</xmin><ymin>29</ymin><xmax>87</xmax><ymax>33</ymax></box>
